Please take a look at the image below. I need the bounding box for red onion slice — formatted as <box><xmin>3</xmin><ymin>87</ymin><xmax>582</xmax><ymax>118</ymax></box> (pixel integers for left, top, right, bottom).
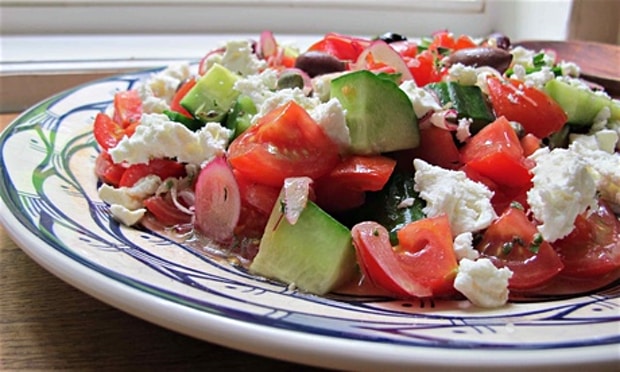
<box><xmin>352</xmin><ymin>40</ymin><xmax>414</xmax><ymax>82</ymax></box>
<box><xmin>194</xmin><ymin>156</ymin><xmax>241</xmax><ymax>243</ymax></box>
<box><xmin>258</xmin><ymin>30</ymin><xmax>278</xmax><ymax>59</ymax></box>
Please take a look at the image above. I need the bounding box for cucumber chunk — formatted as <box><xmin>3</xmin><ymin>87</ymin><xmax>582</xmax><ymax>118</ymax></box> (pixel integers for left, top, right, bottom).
<box><xmin>180</xmin><ymin>63</ymin><xmax>240</xmax><ymax>123</ymax></box>
<box><xmin>249</xmin><ymin>190</ymin><xmax>357</xmax><ymax>295</ymax></box>
<box><xmin>427</xmin><ymin>81</ymin><xmax>495</xmax><ymax>133</ymax></box>
<box><xmin>330</xmin><ymin>70</ymin><xmax>419</xmax><ymax>154</ymax></box>
<box><xmin>225</xmin><ymin>95</ymin><xmax>257</xmax><ymax>139</ymax></box>
<box><xmin>544</xmin><ymin>79</ymin><xmax>620</xmax><ymax>126</ymax></box>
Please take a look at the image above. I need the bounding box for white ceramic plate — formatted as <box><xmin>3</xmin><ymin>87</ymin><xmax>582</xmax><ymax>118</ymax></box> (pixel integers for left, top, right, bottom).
<box><xmin>1</xmin><ymin>68</ymin><xmax>619</xmax><ymax>371</ymax></box>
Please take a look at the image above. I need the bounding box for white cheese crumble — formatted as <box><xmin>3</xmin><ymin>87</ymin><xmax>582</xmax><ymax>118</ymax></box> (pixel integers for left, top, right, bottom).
<box><xmin>98</xmin><ymin>175</ymin><xmax>162</xmax><ymax>226</ymax></box>
<box><xmin>446</xmin><ymin>63</ymin><xmax>478</xmax><ymax>86</ymax></box>
<box><xmin>413</xmin><ymin>159</ymin><xmax>497</xmax><ymax>235</ymax></box>
<box><xmin>527</xmin><ymin>147</ymin><xmax>598</xmax><ymax>242</ymax></box>
<box><xmin>522</xmin><ymin>66</ymin><xmax>555</xmax><ymax>90</ymax></box>
<box><xmin>257</xmin><ymin>87</ymin><xmax>320</xmax><ymax>119</ymax></box>
<box><xmin>109</xmin><ymin>205</ymin><xmax>146</xmax><ymax>226</ymax></box>
<box><xmin>309</xmin><ymin>98</ymin><xmax>350</xmax><ymax>151</ymax></box>
<box><xmin>136</xmin><ymin>63</ymin><xmax>192</xmax><ymax>114</ymax></box>
<box><xmin>98</xmin><ymin>175</ymin><xmax>162</xmax><ymax>211</ymax></box>
<box><xmin>570</xmin><ymin>135</ymin><xmax>620</xmax><ymax>208</ymax></box>
<box><xmin>203</xmin><ymin>40</ymin><xmax>267</xmax><ymax>77</ymax></box>
<box><xmin>453</xmin><ymin>232</ymin><xmax>479</xmax><ymax>261</ymax></box>
<box><xmin>558</xmin><ymin>61</ymin><xmax>580</xmax><ymax>77</ymax></box>
<box><xmin>456</xmin><ymin>117</ymin><xmax>472</xmax><ymax>142</ymax></box>
<box><xmin>399</xmin><ymin>80</ymin><xmax>442</xmax><ymax>118</ymax></box>
<box><xmin>454</xmin><ymin>258</ymin><xmax>513</xmax><ymax>308</ymax></box>
<box><xmin>109</xmin><ymin>113</ymin><xmax>230</xmax><ymax>166</ymax></box>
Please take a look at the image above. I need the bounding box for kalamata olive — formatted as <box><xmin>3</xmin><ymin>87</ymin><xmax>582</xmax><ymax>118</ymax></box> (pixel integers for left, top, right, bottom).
<box><xmin>488</xmin><ymin>32</ymin><xmax>511</xmax><ymax>50</ymax></box>
<box><xmin>294</xmin><ymin>51</ymin><xmax>346</xmax><ymax>77</ymax></box>
<box><xmin>444</xmin><ymin>47</ymin><xmax>513</xmax><ymax>74</ymax></box>
<box><xmin>378</xmin><ymin>32</ymin><xmax>407</xmax><ymax>44</ymax></box>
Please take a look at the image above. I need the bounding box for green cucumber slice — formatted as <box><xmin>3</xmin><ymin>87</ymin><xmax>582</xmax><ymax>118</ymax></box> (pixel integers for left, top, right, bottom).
<box><xmin>249</xmin><ymin>191</ymin><xmax>357</xmax><ymax>295</ymax></box>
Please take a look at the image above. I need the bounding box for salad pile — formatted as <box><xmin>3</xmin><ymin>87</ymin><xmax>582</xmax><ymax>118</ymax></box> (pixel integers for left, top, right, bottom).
<box><xmin>94</xmin><ymin>30</ymin><xmax>620</xmax><ymax>308</ymax></box>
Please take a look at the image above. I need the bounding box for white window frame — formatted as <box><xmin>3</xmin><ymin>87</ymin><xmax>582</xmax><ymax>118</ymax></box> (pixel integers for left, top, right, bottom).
<box><xmin>0</xmin><ymin>0</ymin><xmax>574</xmax><ymax>112</ymax></box>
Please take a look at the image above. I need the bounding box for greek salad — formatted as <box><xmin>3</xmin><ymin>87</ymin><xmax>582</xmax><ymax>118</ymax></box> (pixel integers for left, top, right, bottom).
<box><xmin>94</xmin><ymin>31</ymin><xmax>620</xmax><ymax>308</ymax></box>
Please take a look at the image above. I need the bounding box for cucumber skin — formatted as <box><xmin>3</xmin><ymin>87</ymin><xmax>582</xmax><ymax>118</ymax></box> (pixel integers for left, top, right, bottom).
<box><xmin>249</xmin><ymin>198</ymin><xmax>357</xmax><ymax>295</ymax></box>
<box><xmin>427</xmin><ymin>82</ymin><xmax>495</xmax><ymax>133</ymax></box>
<box><xmin>544</xmin><ymin>79</ymin><xmax>620</xmax><ymax>126</ymax></box>
<box><xmin>357</xmin><ymin>172</ymin><xmax>426</xmax><ymax>245</ymax></box>
<box><xmin>330</xmin><ymin>70</ymin><xmax>420</xmax><ymax>155</ymax></box>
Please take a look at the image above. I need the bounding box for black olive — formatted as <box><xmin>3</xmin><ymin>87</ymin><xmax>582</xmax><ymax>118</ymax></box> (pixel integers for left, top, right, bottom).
<box><xmin>294</xmin><ymin>51</ymin><xmax>346</xmax><ymax>77</ymax></box>
<box><xmin>378</xmin><ymin>32</ymin><xmax>407</xmax><ymax>44</ymax></box>
<box><xmin>488</xmin><ymin>32</ymin><xmax>511</xmax><ymax>50</ymax></box>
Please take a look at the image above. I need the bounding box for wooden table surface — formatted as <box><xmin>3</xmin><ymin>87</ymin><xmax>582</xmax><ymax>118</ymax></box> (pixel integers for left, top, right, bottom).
<box><xmin>0</xmin><ymin>113</ymin><xmax>324</xmax><ymax>371</ymax></box>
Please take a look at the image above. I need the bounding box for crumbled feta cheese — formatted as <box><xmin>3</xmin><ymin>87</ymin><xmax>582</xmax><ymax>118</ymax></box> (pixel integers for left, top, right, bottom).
<box><xmin>98</xmin><ymin>175</ymin><xmax>162</xmax><ymax>210</ymax></box>
<box><xmin>309</xmin><ymin>98</ymin><xmax>350</xmax><ymax>151</ymax></box>
<box><xmin>454</xmin><ymin>258</ymin><xmax>513</xmax><ymax>308</ymax></box>
<box><xmin>570</xmin><ymin>137</ymin><xmax>620</xmax><ymax>208</ymax></box>
<box><xmin>558</xmin><ymin>61</ymin><xmax>580</xmax><ymax>77</ymax></box>
<box><xmin>522</xmin><ymin>66</ymin><xmax>555</xmax><ymax>90</ymax></box>
<box><xmin>312</xmin><ymin>72</ymin><xmax>345</xmax><ymax>102</ymax></box>
<box><xmin>447</xmin><ymin>63</ymin><xmax>478</xmax><ymax>86</ymax></box>
<box><xmin>413</xmin><ymin>159</ymin><xmax>497</xmax><ymax>235</ymax></box>
<box><xmin>257</xmin><ymin>87</ymin><xmax>320</xmax><ymax>120</ymax></box>
<box><xmin>110</xmin><ymin>205</ymin><xmax>146</xmax><ymax>226</ymax></box>
<box><xmin>109</xmin><ymin>113</ymin><xmax>230</xmax><ymax>166</ymax></box>
<box><xmin>399</xmin><ymin>80</ymin><xmax>442</xmax><ymax>118</ymax></box>
<box><xmin>527</xmin><ymin>147</ymin><xmax>598</xmax><ymax>242</ymax></box>
<box><xmin>136</xmin><ymin>63</ymin><xmax>192</xmax><ymax>114</ymax></box>
<box><xmin>589</xmin><ymin>106</ymin><xmax>612</xmax><ymax>133</ymax></box>
<box><xmin>453</xmin><ymin>232</ymin><xmax>479</xmax><ymax>261</ymax></box>
<box><xmin>233</xmin><ymin>69</ymin><xmax>279</xmax><ymax>110</ymax></box>
<box><xmin>215</xmin><ymin>40</ymin><xmax>267</xmax><ymax>76</ymax></box>
<box><xmin>510</xmin><ymin>46</ymin><xmax>537</xmax><ymax>68</ymax></box>
<box><xmin>456</xmin><ymin>117</ymin><xmax>472</xmax><ymax>142</ymax></box>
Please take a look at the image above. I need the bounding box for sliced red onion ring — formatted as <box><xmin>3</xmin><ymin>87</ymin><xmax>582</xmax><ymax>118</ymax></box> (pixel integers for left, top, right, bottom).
<box><xmin>198</xmin><ymin>47</ymin><xmax>225</xmax><ymax>75</ymax></box>
<box><xmin>352</xmin><ymin>40</ymin><xmax>414</xmax><ymax>82</ymax></box>
<box><xmin>282</xmin><ymin>177</ymin><xmax>313</xmax><ymax>225</ymax></box>
<box><xmin>194</xmin><ymin>156</ymin><xmax>241</xmax><ymax>243</ymax></box>
<box><xmin>419</xmin><ymin>109</ymin><xmax>459</xmax><ymax>130</ymax></box>
<box><xmin>258</xmin><ymin>30</ymin><xmax>278</xmax><ymax>60</ymax></box>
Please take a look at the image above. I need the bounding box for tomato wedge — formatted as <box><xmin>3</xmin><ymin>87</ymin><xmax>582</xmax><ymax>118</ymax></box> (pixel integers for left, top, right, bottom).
<box><xmin>400</xmin><ymin>126</ymin><xmax>461</xmax><ymax>170</ymax></box>
<box><xmin>170</xmin><ymin>78</ymin><xmax>196</xmax><ymax>118</ymax></box>
<box><xmin>486</xmin><ymin>76</ymin><xmax>567</xmax><ymax>139</ymax></box>
<box><xmin>477</xmin><ymin>206</ymin><xmax>564</xmax><ymax>290</ymax></box>
<box><xmin>406</xmin><ymin>50</ymin><xmax>443</xmax><ymax>87</ymax></box>
<box><xmin>94</xmin><ymin>151</ymin><xmax>127</xmax><ymax>187</ymax></box>
<box><xmin>320</xmin><ymin>155</ymin><xmax>396</xmax><ymax>192</ymax></box>
<box><xmin>228</xmin><ymin>101</ymin><xmax>341</xmax><ymax>188</ymax></box>
<box><xmin>552</xmin><ymin>201</ymin><xmax>620</xmax><ymax>278</ymax></box>
<box><xmin>112</xmin><ymin>90</ymin><xmax>143</xmax><ymax>128</ymax></box>
<box><xmin>307</xmin><ymin>33</ymin><xmax>370</xmax><ymax>61</ymax></box>
<box><xmin>352</xmin><ymin>214</ymin><xmax>459</xmax><ymax>298</ymax></box>
<box><xmin>119</xmin><ymin>158</ymin><xmax>186</xmax><ymax>188</ymax></box>
<box><xmin>313</xmin><ymin>155</ymin><xmax>395</xmax><ymax>213</ymax></box>
<box><xmin>460</xmin><ymin>116</ymin><xmax>532</xmax><ymax>188</ymax></box>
